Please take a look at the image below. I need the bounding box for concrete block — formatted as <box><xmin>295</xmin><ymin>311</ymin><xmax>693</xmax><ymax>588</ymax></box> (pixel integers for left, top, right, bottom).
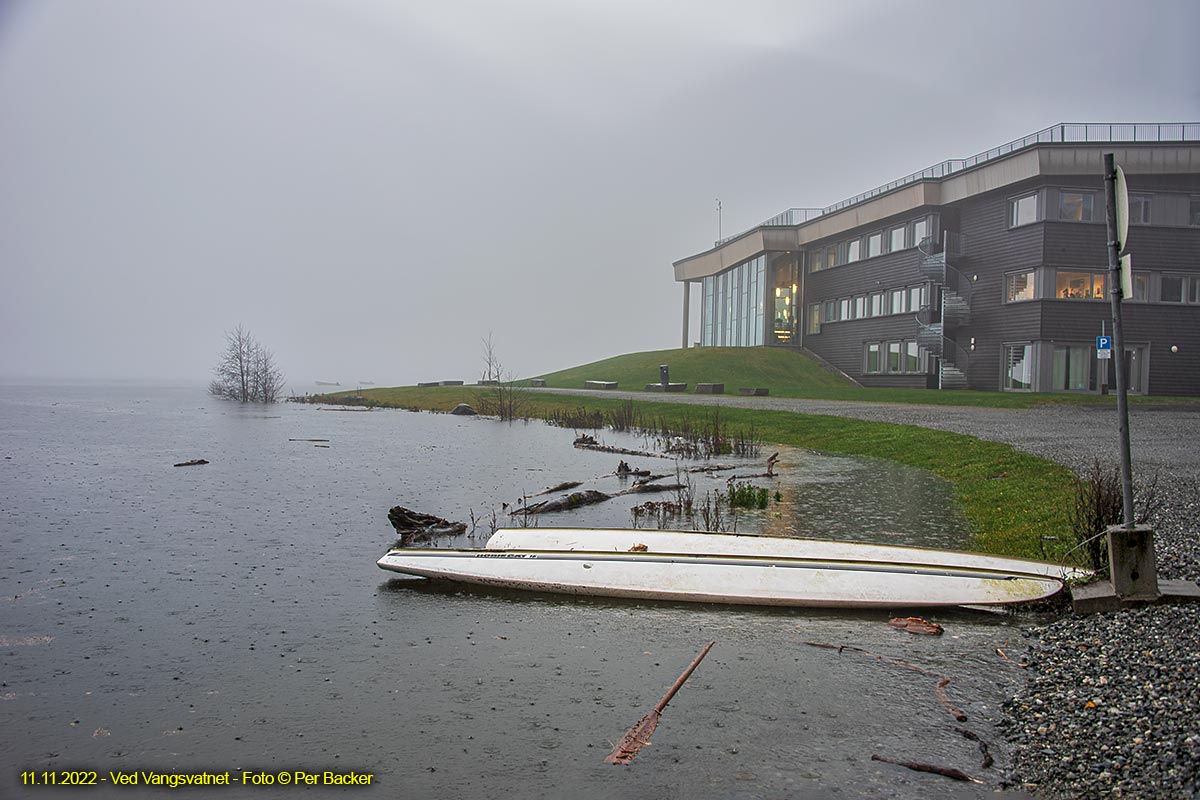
<box><xmin>738</xmin><ymin>387</ymin><xmax>769</xmax><ymax>396</ymax></box>
<box><xmin>530</xmin><ymin>379</ymin><xmax>546</xmax><ymax>387</ymax></box>
<box><xmin>584</xmin><ymin>380</ymin><xmax>618</xmax><ymax>390</ymax></box>
<box><xmin>1107</xmin><ymin>524</ymin><xmax>1160</xmax><ymax>599</ymax></box>
<box><xmin>644</xmin><ymin>383</ymin><xmax>687</xmax><ymax>392</ymax></box>
<box><xmin>695</xmin><ymin>383</ymin><xmax>725</xmax><ymax>394</ymax></box>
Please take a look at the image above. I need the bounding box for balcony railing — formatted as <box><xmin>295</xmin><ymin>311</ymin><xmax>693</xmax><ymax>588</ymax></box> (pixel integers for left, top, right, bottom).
<box><xmin>714</xmin><ymin>122</ymin><xmax>1200</xmax><ymax>247</ymax></box>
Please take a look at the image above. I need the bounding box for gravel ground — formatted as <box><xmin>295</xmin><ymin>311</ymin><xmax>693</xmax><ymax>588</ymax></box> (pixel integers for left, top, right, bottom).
<box><xmin>537</xmin><ymin>388</ymin><xmax>1200</xmax><ymax>798</ymax></box>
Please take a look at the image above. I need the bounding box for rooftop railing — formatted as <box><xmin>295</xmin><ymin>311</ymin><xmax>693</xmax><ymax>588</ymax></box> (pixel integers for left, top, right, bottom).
<box><xmin>714</xmin><ymin>123</ymin><xmax>1200</xmax><ymax>246</ymax></box>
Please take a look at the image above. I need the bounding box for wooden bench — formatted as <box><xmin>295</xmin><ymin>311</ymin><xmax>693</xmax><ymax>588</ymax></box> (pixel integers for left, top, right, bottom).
<box><xmin>695</xmin><ymin>383</ymin><xmax>725</xmax><ymax>394</ymax></box>
<box><xmin>584</xmin><ymin>380</ymin><xmax>618</xmax><ymax>390</ymax></box>
<box><xmin>737</xmin><ymin>387</ymin><xmax>769</xmax><ymax>396</ymax></box>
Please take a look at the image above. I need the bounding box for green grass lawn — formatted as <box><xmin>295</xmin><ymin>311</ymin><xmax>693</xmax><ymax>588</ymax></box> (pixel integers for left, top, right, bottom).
<box><xmin>306</xmin><ymin>386</ymin><xmax>1081</xmax><ymax>563</ymax></box>
<box><xmin>529</xmin><ymin>346</ymin><xmax>1193</xmax><ymax>408</ymax></box>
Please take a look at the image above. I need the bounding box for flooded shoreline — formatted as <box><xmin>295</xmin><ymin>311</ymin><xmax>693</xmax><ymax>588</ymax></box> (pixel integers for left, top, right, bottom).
<box><xmin>2</xmin><ymin>384</ymin><xmax>1028</xmax><ymax>798</ymax></box>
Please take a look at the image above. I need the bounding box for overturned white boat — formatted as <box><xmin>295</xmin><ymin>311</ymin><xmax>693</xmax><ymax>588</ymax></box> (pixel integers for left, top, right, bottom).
<box><xmin>377</xmin><ymin>528</ymin><xmax>1084</xmax><ymax>609</ymax></box>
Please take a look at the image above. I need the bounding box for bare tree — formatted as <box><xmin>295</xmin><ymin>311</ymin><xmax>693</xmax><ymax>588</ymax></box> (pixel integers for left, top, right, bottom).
<box><xmin>210</xmin><ymin>325</ymin><xmax>285</xmax><ymax>403</ymax></box>
<box><xmin>476</xmin><ymin>332</ymin><xmax>525</xmax><ymax>421</ymax></box>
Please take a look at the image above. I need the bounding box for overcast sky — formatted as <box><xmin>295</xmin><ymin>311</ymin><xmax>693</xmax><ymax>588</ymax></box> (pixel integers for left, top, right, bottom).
<box><xmin>1</xmin><ymin>0</ymin><xmax>1197</xmax><ymax>387</ymax></box>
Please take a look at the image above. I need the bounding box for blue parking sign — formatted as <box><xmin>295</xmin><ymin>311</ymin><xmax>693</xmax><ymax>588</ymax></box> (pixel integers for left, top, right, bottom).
<box><xmin>1097</xmin><ymin>336</ymin><xmax>1112</xmax><ymax>351</ymax></box>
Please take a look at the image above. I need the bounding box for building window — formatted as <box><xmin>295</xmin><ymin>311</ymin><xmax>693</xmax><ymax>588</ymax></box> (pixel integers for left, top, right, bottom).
<box><xmin>822</xmin><ymin>300</ymin><xmax>836</xmax><ymax>323</ymax></box>
<box><xmin>854</xmin><ymin>295</ymin><xmax>867</xmax><ymax>318</ymax></box>
<box><xmin>912</xmin><ymin>218</ymin><xmax>929</xmax><ymax>248</ymax></box>
<box><xmin>1190</xmin><ymin>277</ymin><xmax>1200</xmax><ymax>305</ymax></box>
<box><xmin>865</xmin><ymin>343</ymin><xmax>881</xmax><ymax>374</ymax></box>
<box><xmin>1052</xmin><ymin>345</ymin><xmax>1093</xmax><ymax>392</ymax></box>
<box><xmin>1058</xmin><ymin>190</ymin><xmax>1095</xmax><ymax>222</ymax></box>
<box><xmin>870</xmin><ymin>292</ymin><xmax>884</xmax><ymax>317</ymax></box>
<box><xmin>698</xmin><ymin>256</ymin><xmax>765</xmax><ymax>347</ymax></box>
<box><xmin>1161</xmin><ymin>274</ymin><xmax>1186</xmax><ymax>303</ymax></box>
<box><xmin>826</xmin><ymin>247</ymin><xmax>837</xmax><ymax>270</ymax></box>
<box><xmin>888</xmin><ymin>225</ymin><xmax>906</xmax><ymax>252</ymax></box>
<box><xmin>867</xmin><ymin>233</ymin><xmax>882</xmax><ymax>258</ymax></box>
<box><xmin>1129</xmin><ymin>194</ymin><xmax>1152</xmax><ymax>225</ymax></box>
<box><xmin>806</xmin><ymin>303</ymin><xmax>820</xmax><ymax>335</ymax></box>
<box><xmin>1004</xmin><ymin>344</ymin><xmax>1034</xmax><ymax>391</ymax></box>
<box><xmin>905</xmin><ymin>341</ymin><xmax>921</xmax><ymax>373</ymax></box>
<box><xmin>1055</xmin><ymin>270</ymin><xmax>1106</xmax><ymax>300</ymax></box>
<box><xmin>839</xmin><ymin>298</ymin><xmax>852</xmax><ymax>320</ymax></box>
<box><xmin>907</xmin><ymin>285</ymin><xmax>924</xmax><ymax>312</ymax></box>
<box><xmin>886</xmin><ymin>342</ymin><xmax>903</xmax><ymax>373</ymax></box>
<box><xmin>1189</xmin><ymin>198</ymin><xmax>1200</xmax><ymax>227</ymax></box>
<box><xmin>1009</xmin><ymin>192</ymin><xmax>1039</xmax><ymax>227</ymax></box>
<box><xmin>1006</xmin><ymin>271</ymin><xmax>1036</xmax><ymax>302</ymax></box>
<box><xmin>888</xmin><ymin>289</ymin><xmax>906</xmax><ymax>315</ymax></box>
<box><xmin>845</xmin><ymin>239</ymin><xmax>861</xmax><ymax>264</ymax></box>
<box><xmin>808</xmin><ymin>251</ymin><xmax>822</xmax><ymax>273</ymax></box>
<box><xmin>1131</xmin><ymin>273</ymin><xmax>1149</xmax><ymax>302</ymax></box>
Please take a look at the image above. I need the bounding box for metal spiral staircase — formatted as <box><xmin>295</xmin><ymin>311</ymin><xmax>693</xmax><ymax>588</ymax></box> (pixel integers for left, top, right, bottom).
<box><xmin>916</xmin><ymin>232</ymin><xmax>972</xmax><ymax>390</ymax></box>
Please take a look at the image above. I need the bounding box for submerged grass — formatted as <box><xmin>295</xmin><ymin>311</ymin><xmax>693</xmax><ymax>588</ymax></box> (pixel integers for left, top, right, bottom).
<box><xmin>312</xmin><ymin>385</ymin><xmax>1080</xmax><ymax>563</ymax></box>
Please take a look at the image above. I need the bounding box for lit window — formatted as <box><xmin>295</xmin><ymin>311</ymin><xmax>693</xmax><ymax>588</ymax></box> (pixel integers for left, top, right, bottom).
<box><xmin>1006</xmin><ymin>271</ymin><xmax>1036</xmax><ymax>302</ymax></box>
<box><xmin>1161</xmin><ymin>275</ymin><xmax>1186</xmax><ymax>303</ymax></box>
<box><xmin>889</xmin><ymin>226</ymin><xmax>906</xmax><ymax>252</ymax></box>
<box><xmin>1055</xmin><ymin>270</ymin><xmax>1105</xmax><ymax>299</ymax></box>
<box><xmin>865</xmin><ymin>343</ymin><xmax>881</xmax><ymax>374</ymax></box>
<box><xmin>1129</xmin><ymin>194</ymin><xmax>1152</xmax><ymax>225</ymax></box>
<box><xmin>1058</xmin><ymin>191</ymin><xmax>1095</xmax><ymax>222</ymax></box>
<box><xmin>1010</xmin><ymin>193</ymin><xmax>1039</xmax><ymax>227</ymax></box>
<box><xmin>867</xmin><ymin>233</ymin><xmax>882</xmax><ymax>258</ymax></box>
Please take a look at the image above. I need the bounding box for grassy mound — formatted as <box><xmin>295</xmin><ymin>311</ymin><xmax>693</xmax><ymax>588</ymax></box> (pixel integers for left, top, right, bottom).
<box><xmin>533</xmin><ymin>347</ymin><xmax>849</xmax><ymax>393</ymax></box>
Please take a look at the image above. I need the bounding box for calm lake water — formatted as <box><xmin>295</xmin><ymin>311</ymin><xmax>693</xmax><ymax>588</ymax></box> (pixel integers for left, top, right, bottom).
<box><xmin>1</xmin><ymin>383</ymin><xmax>1036</xmax><ymax>799</ymax></box>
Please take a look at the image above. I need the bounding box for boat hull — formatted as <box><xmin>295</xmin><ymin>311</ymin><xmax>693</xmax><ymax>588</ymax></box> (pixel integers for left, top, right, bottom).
<box><xmin>377</xmin><ymin>530</ymin><xmax>1068</xmax><ymax>608</ymax></box>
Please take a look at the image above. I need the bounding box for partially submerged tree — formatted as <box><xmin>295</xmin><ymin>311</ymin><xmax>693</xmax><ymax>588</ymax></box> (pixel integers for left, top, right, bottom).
<box><xmin>476</xmin><ymin>332</ymin><xmax>525</xmax><ymax>421</ymax></box>
<box><xmin>210</xmin><ymin>325</ymin><xmax>285</xmax><ymax>403</ymax></box>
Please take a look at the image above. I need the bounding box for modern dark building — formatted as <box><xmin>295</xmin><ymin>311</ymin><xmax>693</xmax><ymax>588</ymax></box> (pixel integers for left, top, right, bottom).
<box><xmin>673</xmin><ymin>123</ymin><xmax>1200</xmax><ymax>395</ymax></box>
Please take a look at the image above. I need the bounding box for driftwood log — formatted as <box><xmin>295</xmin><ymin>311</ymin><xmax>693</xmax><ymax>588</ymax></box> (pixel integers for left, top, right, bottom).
<box><xmin>515</xmin><ymin>490</ymin><xmax>612</xmax><ymax>515</ymax></box>
<box><xmin>388</xmin><ymin>506</ymin><xmax>468</xmax><ymax>544</ymax></box>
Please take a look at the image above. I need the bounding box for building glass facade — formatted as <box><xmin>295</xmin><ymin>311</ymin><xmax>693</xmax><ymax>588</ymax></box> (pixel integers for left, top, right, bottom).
<box><xmin>700</xmin><ymin>255</ymin><xmax>765</xmax><ymax>347</ymax></box>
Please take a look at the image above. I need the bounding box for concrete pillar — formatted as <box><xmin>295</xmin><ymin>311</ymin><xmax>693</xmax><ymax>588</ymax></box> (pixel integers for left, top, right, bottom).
<box><xmin>1106</xmin><ymin>524</ymin><xmax>1160</xmax><ymax>599</ymax></box>
<box><xmin>681</xmin><ymin>281</ymin><xmax>691</xmax><ymax>349</ymax></box>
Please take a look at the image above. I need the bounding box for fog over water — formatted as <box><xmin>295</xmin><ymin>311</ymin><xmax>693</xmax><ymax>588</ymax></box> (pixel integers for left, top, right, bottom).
<box><xmin>1</xmin><ymin>0</ymin><xmax>1197</xmax><ymax>386</ymax></box>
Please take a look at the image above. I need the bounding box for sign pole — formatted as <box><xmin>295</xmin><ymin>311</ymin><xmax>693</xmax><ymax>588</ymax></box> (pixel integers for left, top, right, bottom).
<box><xmin>1103</xmin><ymin>153</ymin><xmax>1135</xmax><ymax>528</ymax></box>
